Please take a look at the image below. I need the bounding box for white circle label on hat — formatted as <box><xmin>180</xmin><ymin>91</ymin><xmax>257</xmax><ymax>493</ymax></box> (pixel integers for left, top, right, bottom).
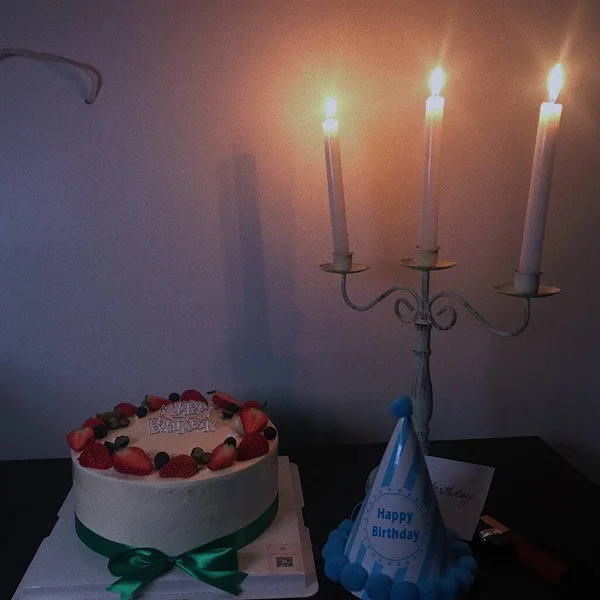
<box><xmin>364</xmin><ymin>492</ymin><xmax>426</xmax><ymax>562</ymax></box>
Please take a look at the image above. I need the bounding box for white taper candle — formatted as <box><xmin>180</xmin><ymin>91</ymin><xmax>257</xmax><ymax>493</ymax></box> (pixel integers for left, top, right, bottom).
<box><xmin>323</xmin><ymin>98</ymin><xmax>350</xmax><ymax>264</ymax></box>
<box><xmin>518</xmin><ymin>64</ymin><xmax>564</xmax><ymax>276</ymax></box>
<box><xmin>419</xmin><ymin>67</ymin><xmax>445</xmax><ymax>259</ymax></box>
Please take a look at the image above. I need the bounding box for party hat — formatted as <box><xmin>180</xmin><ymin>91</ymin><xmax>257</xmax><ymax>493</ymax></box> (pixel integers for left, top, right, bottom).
<box><xmin>323</xmin><ymin>396</ymin><xmax>477</xmax><ymax>600</ymax></box>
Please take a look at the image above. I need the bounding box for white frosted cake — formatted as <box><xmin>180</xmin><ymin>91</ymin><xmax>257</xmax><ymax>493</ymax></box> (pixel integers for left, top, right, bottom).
<box><xmin>67</xmin><ymin>389</ymin><xmax>279</xmax><ymax>557</ymax></box>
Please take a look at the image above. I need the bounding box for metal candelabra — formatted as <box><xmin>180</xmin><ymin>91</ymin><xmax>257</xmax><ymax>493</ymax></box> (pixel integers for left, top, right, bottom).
<box><xmin>320</xmin><ymin>251</ymin><xmax>560</xmax><ymax>455</ymax></box>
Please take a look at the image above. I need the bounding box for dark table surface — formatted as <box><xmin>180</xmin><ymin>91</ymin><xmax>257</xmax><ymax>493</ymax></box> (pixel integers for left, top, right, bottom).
<box><xmin>2</xmin><ymin>436</ymin><xmax>599</xmax><ymax>599</ymax></box>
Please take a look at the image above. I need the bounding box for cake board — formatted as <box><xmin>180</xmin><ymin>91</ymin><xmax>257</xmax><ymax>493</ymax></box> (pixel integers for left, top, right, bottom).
<box><xmin>13</xmin><ymin>457</ymin><xmax>318</xmax><ymax>600</ymax></box>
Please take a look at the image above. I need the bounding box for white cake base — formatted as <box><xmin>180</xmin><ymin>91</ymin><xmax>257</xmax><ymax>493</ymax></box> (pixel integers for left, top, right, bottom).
<box><xmin>13</xmin><ymin>457</ymin><xmax>318</xmax><ymax>600</ymax></box>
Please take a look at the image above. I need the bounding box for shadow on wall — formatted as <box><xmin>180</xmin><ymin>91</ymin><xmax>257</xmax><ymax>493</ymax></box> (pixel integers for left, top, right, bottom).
<box><xmin>0</xmin><ymin>361</ymin><xmax>75</xmax><ymax>460</ymax></box>
<box><xmin>215</xmin><ymin>153</ymin><xmax>315</xmax><ymax>449</ymax></box>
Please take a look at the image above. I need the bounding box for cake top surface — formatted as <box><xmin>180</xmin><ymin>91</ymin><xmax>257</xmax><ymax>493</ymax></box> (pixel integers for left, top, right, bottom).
<box><xmin>108</xmin><ymin>399</ymin><xmax>235</xmax><ymax>455</ymax></box>
<box><xmin>68</xmin><ymin>390</ymin><xmax>278</xmax><ymax>482</ymax></box>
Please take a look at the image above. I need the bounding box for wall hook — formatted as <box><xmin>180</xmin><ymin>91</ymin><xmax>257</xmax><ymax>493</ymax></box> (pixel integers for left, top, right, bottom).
<box><xmin>0</xmin><ymin>48</ymin><xmax>102</xmax><ymax>104</ymax></box>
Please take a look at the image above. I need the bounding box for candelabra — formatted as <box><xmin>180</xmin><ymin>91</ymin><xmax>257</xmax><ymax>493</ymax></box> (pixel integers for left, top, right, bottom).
<box><xmin>320</xmin><ymin>251</ymin><xmax>560</xmax><ymax>455</ymax></box>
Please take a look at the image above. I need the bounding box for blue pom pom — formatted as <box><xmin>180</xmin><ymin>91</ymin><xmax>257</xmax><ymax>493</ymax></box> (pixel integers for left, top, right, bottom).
<box><xmin>457</xmin><ymin>555</ymin><xmax>478</xmax><ymax>575</ymax></box>
<box><xmin>338</xmin><ymin>518</ymin><xmax>354</xmax><ymax>533</ymax></box>
<box><xmin>449</xmin><ymin>566</ymin><xmax>475</xmax><ymax>594</ymax></box>
<box><xmin>419</xmin><ymin>580</ymin><xmax>443</xmax><ymax>600</ymax></box>
<box><xmin>339</xmin><ymin>562</ymin><xmax>368</xmax><ymax>591</ymax></box>
<box><xmin>438</xmin><ymin>575</ymin><xmax>460</xmax><ymax>600</ymax></box>
<box><xmin>321</xmin><ymin>539</ymin><xmax>344</xmax><ymax>560</ymax></box>
<box><xmin>324</xmin><ymin>554</ymin><xmax>348</xmax><ymax>582</ymax></box>
<box><xmin>450</xmin><ymin>540</ymin><xmax>471</xmax><ymax>557</ymax></box>
<box><xmin>328</xmin><ymin>529</ymin><xmax>348</xmax><ymax>544</ymax></box>
<box><xmin>390</xmin><ymin>580</ymin><xmax>419</xmax><ymax>600</ymax></box>
<box><xmin>390</xmin><ymin>395</ymin><xmax>413</xmax><ymax>419</ymax></box>
<box><xmin>365</xmin><ymin>573</ymin><xmax>393</xmax><ymax>600</ymax></box>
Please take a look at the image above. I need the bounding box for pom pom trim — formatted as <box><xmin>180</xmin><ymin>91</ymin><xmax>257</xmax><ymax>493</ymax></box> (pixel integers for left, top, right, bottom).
<box><xmin>322</xmin><ymin>522</ymin><xmax>476</xmax><ymax>599</ymax></box>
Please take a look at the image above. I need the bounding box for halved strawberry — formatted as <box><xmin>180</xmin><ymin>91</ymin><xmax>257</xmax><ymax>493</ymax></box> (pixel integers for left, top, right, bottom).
<box><xmin>144</xmin><ymin>395</ymin><xmax>172</xmax><ymax>411</ymax></box>
<box><xmin>240</xmin><ymin>407</ymin><xmax>268</xmax><ymax>434</ymax></box>
<box><xmin>78</xmin><ymin>443</ymin><xmax>112</xmax><ymax>469</ymax></box>
<box><xmin>83</xmin><ymin>417</ymin><xmax>105</xmax><ymax>429</ymax></box>
<box><xmin>114</xmin><ymin>402</ymin><xmax>138</xmax><ymax>417</ymax></box>
<box><xmin>207</xmin><ymin>441</ymin><xmax>237</xmax><ymax>471</ymax></box>
<box><xmin>112</xmin><ymin>447</ymin><xmax>153</xmax><ymax>476</ymax></box>
<box><xmin>241</xmin><ymin>400</ymin><xmax>267</xmax><ymax>410</ymax></box>
<box><xmin>159</xmin><ymin>455</ymin><xmax>198</xmax><ymax>478</ymax></box>
<box><xmin>181</xmin><ymin>389</ymin><xmax>208</xmax><ymax>403</ymax></box>
<box><xmin>67</xmin><ymin>427</ymin><xmax>95</xmax><ymax>452</ymax></box>
<box><xmin>208</xmin><ymin>391</ymin><xmax>240</xmax><ymax>409</ymax></box>
<box><xmin>237</xmin><ymin>433</ymin><xmax>269</xmax><ymax>461</ymax></box>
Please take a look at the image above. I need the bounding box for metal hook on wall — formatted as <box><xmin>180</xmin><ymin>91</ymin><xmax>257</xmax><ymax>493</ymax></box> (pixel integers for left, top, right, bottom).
<box><xmin>0</xmin><ymin>48</ymin><xmax>102</xmax><ymax>104</ymax></box>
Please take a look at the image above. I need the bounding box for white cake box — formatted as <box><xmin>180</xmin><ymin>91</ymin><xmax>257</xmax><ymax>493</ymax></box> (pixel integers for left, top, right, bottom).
<box><xmin>14</xmin><ymin>457</ymin><xmax>318</xmax><ymax>600</ymax></box>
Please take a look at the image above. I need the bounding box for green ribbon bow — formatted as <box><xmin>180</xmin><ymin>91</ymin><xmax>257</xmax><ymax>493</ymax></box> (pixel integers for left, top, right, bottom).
<box><xmin>76</xmin><ymin>495</ymin><xmax>278</xmax><ymax>600</ymax></box>
<box><xmin>106</xmin><ymin>545</ymin><xmax>246</xmax><ymax>599</ymax></box>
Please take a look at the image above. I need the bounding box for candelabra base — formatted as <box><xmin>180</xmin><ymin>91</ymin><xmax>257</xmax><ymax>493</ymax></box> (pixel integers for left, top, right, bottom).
<box><xmin>494</xmin><ymin>283</ymin><xmax>561</xmax><ymax>298</ymax></box>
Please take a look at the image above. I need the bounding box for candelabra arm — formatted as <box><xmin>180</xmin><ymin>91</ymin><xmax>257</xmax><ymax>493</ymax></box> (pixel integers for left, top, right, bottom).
<box><xmin>428</xmin><ymin>291</ymin><xmax>531</xmax><ymax>337</ymax></box>
<box><xmin>341</xmin><ymin>275</ymin><xmax>421</xmax><ymax>324</ymax></box>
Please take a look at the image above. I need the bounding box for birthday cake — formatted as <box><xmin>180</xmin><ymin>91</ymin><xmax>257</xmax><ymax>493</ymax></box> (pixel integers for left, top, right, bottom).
<box><xmin>67</xmin><ymin>389</ymin><xmax>278</xmax><ymax>563</ymax></box>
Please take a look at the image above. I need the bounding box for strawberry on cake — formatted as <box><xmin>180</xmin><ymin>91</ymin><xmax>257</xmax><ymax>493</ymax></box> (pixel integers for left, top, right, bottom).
<box><xmin>67</xmin><ymin>388</ymin><xmax>279</xmax><ymax>571</ymax></box>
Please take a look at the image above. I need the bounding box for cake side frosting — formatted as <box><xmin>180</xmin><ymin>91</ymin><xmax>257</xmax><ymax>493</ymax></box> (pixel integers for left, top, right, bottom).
<box><xmin>73</xmin><ymin>443</ymin><xmax>278</xmax><ymax>554</ymax></box>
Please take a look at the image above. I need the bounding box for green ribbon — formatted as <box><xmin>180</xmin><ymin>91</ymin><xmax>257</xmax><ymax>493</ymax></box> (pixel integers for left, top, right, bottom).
<box><xmin>76</xmin><ymin>495</ymin><xmax>278</xmax><ymax>600</ymax></box>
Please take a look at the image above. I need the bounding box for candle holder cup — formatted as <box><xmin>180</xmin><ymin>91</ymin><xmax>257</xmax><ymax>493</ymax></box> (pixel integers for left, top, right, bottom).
<box><xmin>320</xmin><ymin>250</ymin><xmax>559</xmax><ymax>454</ymax></box>
<box><xmin>514</xmin><ymin>271</ymin><xmax>541</xmax><ymax>296</ymax></box>
<box><xmin>415</xmin><ymin>246</ymin><xmax>440</xmax><ymax>268</ymax></box>
<box><xmin>320</xmin><ymin>252</ymin><xmax>369</xmax><ymax>274</ymax></box>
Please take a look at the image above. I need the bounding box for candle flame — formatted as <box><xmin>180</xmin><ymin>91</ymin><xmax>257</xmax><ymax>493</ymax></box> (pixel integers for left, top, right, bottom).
<box><xmin>325</xmin><ymin>97</ymin><xmax>337</xmax><ymax>119</ymax></box>
<box><xmin>547</xmin><ymin>64</ymin><xmax>564</xmax><ymax>102</ymax></box>
<box><xmin>429</xmin><ymin>66</ymin><xmax>445</xmax><ymax>97</ymax></box>
<box><xmin>322</xmin><ymin>97</ymin><xmax>339</xmax><ymax>135</ymax></box>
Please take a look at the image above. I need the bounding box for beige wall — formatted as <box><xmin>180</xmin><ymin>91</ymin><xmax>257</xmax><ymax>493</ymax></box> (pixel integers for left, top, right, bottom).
<box><xmin>1</xmin><ymin>1</ymin><xmax>598</xmax><ymax>480</ymax></box>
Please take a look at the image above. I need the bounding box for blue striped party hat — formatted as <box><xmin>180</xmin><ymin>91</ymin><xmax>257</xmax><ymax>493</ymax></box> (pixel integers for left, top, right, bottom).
<box><xmin>323</xmin><ymin>395</ymin><xmax>477</xmax><ymax>599</ymax></box>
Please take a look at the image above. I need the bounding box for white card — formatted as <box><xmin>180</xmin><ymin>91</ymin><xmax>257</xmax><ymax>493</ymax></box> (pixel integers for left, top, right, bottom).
<box><xmin>424</xmin><ymin>455</ymin><xmax>495</xmax><ymax>541</ymax></box>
